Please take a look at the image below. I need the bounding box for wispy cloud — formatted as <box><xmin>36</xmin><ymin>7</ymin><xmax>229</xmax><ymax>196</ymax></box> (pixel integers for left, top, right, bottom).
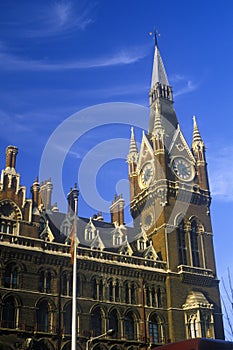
<box><xmin>0</xmin><ymin>46</ymin><xmax>148</xmax><ymax>71</ymax></box>
<box><xmin>208</xmin><ymin>146</ymin><xmax>233</xmax><ymax>202</ymax></box>
<box><xmin>173</xmin><ymin>78</ymin><xmax>199</xmax><ymax>97</ymax></box>
<box><xmin>4</xmin><ymin>1</ymin><xmax>94</xmax><ymax>38</ymax></box>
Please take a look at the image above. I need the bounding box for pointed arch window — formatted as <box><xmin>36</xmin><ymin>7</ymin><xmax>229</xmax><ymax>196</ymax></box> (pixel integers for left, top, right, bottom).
<box><xmin>0</xmin><ymin>201</ymin><xmax>21</xmax><ymax>235</ymax></box>
<box><xmin>91</xmin><ymin>307</ymin><xmax>103</xmax><ymax>336</ymax></box>
<box><xmin>177</xmin><ymin>220</ymin><xmax>187</xmax><ymax>265</ymax></box>
<box><xmin>2</xmin><ymin>296</ymin><xmax>17</xmax><ymax>328</ymax></box>
<box><xmin>109</xmin><ymin>310</ymin><xmax>119</xmax><ymax>338</ymax></box>
<box><xmin>188</xmin><ymin>314</ymin><xmax>200</xmax><ymax>338</ymax></box>
<box><xmin>109</xmin><ymin>279</ymin><xmax>113</xmax><ymax>301</ymax></box>
<box><xmin>39</xmin><ymin>270</ymin><xmax>52</xmax><ymax>293</ymax></box>
<box><xmin>36</xmin><ymin>300</ymin><xmax>52</xmax><ymax>332</ymax></box>
<box><xmin>115</xmin><ymin>280</ymin><xmax>120</xmax><ymax>302</ymax></box>
<box><xmin>62</xmin><ymin>272</ymin><xmax>72</xmax><ymax>296</ymax></box>
<box><xmin>4</xmin><ymin>264</ymin><xmax>18</xmax><ymax>288</ymax></box>
<box><xmin>190</xmin><ymin>221</ymin><xmax>200</xmax><ymax>267</ymax></box>
<box><xmin>124</xmin><ymin>312</ymin><xmax>135</xmax><ymax>340</ymax></box>
<box><xmin>63</xmin><ymin>303</ymin><xmax>72</xmax><ymax>335</ymax></box>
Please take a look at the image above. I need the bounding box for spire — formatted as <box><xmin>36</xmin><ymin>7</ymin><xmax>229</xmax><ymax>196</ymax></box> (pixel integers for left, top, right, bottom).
<box><xmin>151</xmin><ymin>39</ymin><xmax>169</xmax><ymax>88</ymax></box>
<box><xmin>127</xmin><ymin>127</ymin><xmax>138</xmax><ymax>163</ymax></box>
<box><xmin>192</xmin><ymin>115</ymin><xmax>203</xmax><ymax>144</ymax></box>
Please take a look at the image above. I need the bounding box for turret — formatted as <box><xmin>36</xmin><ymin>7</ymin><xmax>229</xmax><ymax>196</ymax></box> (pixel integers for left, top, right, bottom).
<box><xmin>151</xmin><ymin>102</ymin><xmax>165</xmax><ymax>152</ymax></box>
<box><xmin>192</xmin><ymin>116</ymin><xmax>209</xmax><ymax>190</ymax></box>
<box><xmin>127</xmin><ymin>127</ymin><xmax>139</xmax><ymax>201</ymax></box>
<box><xmin>127</xmin><ymin>127</ymin><xmax>138</xmax><ymax>173</ymax></box>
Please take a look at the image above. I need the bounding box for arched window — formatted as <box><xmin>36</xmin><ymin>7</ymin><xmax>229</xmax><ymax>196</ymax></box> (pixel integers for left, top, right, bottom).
<box><xmin>188</xmin><ymin>314</ymin><xmax>200</xmax><ymax>338</ymax></box>
<box><xmin>92</xmin><ymin>278</ymin><xmax>98</xmax><ymax>299</ymax></box>
<box><xmin>115</xmin><ymin>280</ymin><xmax>120</xmax><ymax>302</ymax></box>
<box><xmin>131</xmin><ymin>283</ymin><xmax>136</xmax><ymax>304</ymax></box>
<box><xmin>149</xmin><ymin>315</ymin><xmax>159</xmax><ymax>343</ymax></box>
<box><xmin>4</xmin><ymin>264</ymin><xmax>18</xmax><ymax>288</ymax></box>
<box><xmin>92</xmin><ymin>278</ymin><xmax>103</xmax><ymax>300</ymax></box>
<box><xmin>109</xmin><ymin>309</ymin><xmax>119</xmax><ymax>338</ymax></box>
<box><xmin>36</xmin><ymin>300</ymin><xmax>51</xmax><ymax>332</ymax></box>
<box><xmin>63</xmin><ymin>303</ymin><xmax>72</xmax><ymax>335</ymax></box>
<box><xmin>124</xmin><ymin>312</ymin><xmax>135</xmax><ymax>340</ymax></box>
<box><xmin>124</xmin><ymin>282</ymin><xmax>129</xmax><ymax>304</ymax></box>
<box><xmin>177</xmin><ymin>220</ymin><xmax>187</xmax><ymax>265</ymax></box>
<box><xmin>91</xmin><ymin>307</ymin><xmax>103</xmax><ymax>336</ymax></box>
<box><xmin>149</xmin><ymin>314</ymin><xmax>163</xmax><ymax>344</ymax></box>
<box><xmin>145</xmin><ymin>286</ymin><xmax>150</xmax><ymax>306</ymax></box>
<box><xmin>109</xmin><ymin>280</ymin><xmax>113</xmax><ymax>301</ymax></box>
<box><xmin>2</xmin><ymin>296</ymin><xmax>17</xmax><ymax>328</ymax></box>
<box><xmin>39</xmin><ymin>270</ymin><xmax>52</xmax><ymax>293</ymax></box>
<box><xmin>157</xmin><ymin>287</ymin><xmax>162</xmax><ymax>308</ymax></box>
<box><xmin>62</xmin><ymin>272</ymin><xmax>72</xmax><ymax>296</ymax></box>
<box><xmin>190</xmin><ymin>221</ymin><xmax>200</xmax><ymax>267</ymax></box>
<box><xmin>0</xmin><ymin>201</ymin><xmax>21</xmax><ymax>235</ymax></box>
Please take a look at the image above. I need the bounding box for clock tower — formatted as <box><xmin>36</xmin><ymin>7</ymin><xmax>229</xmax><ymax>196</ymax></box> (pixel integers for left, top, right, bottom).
<box><xmin>127</xmin><ymin>39</ymin><xmax>224</xmax><ymax>340</ymax></box>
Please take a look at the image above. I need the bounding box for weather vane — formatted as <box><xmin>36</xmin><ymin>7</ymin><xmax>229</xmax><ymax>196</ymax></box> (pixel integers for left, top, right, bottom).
<box><xmin>149</xmin><ymin>28</ymin><xmax>160</xmax><ymax>46</ymax></box>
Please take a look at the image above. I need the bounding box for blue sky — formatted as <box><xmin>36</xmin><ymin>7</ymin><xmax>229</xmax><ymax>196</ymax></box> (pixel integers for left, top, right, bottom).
<box><xmin>1</xmin><ymin>0</ymin><xmax>233</xmax><ymax>334</ymax></box>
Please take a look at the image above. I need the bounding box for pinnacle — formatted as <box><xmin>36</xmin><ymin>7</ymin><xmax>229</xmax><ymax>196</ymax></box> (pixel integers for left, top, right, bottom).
<box><xmin>192</xmin><ymin>115</ymin><xmax>203</xmax><ymax>144</ymax></box>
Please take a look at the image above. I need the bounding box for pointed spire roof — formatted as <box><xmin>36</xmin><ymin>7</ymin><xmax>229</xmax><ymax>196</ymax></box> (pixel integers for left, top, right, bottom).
<box><xmin>151</xmin><ymin>41</ymin><xmax>169</xmax><ymax>88</ymax></box>
<box><xmin>129</xmin><ymin>127</ymin><xmax>138</xmax><ymax>153</ymax></box>
<box><xmin>127</xmin><ymin>127</ymin><xmax>138</xmax><ymax>163</ymax></box>
<box><xmin>192</xmin><ymin>115</ymin><xmax>203</xmax><ymax>144</ymax></box>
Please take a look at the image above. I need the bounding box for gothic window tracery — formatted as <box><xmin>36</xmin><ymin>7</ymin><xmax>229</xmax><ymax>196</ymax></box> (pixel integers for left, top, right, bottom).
<box><xmin>183</xmin><ymin>291</ymin><xmax>215</xmax><ymax>339</ymax></box>
<box><xmin>0</xmin><ymin>201</ymin><xmax>21</xmax><ymax>235</ymax></box>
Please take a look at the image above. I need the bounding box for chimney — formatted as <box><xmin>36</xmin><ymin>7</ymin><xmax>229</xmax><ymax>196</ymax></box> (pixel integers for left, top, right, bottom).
<box><xmin>110</xmin><ymin>194</ymin><xmax>125</xmax><ymax>226</ymax></box>
<box><xmin>5</xmin><ymin>145</ymin><xmax>18</xmax><ymax>170</ymax></box>
<box><xmin>31</xmin><ymin>176</ymin><xmax>40</xmax><ymax>207</ymax></box>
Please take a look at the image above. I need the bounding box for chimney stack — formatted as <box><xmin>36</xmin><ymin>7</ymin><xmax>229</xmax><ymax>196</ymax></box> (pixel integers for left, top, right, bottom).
<box><xmin>110</xmin><ymin>194</ymin><xmax>125</xmax><ymax>226</ymax></box>
<box><xmin>5</xmin><ymin>146</ymin><xmax>18</xmax><ymax>170</ymax></box>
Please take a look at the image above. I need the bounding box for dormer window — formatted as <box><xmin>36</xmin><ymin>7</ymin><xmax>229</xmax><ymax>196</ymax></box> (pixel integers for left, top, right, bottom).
<box><xmin>85</xmin><ymin>218</ymin><xmax>96</xmax><ymax>241</ymax></box>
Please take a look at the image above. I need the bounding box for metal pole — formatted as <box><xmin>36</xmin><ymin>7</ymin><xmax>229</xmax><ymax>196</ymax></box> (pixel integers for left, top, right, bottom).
<box><xmin>71</xmin><ymin>195</ymin><xmax>78</xmax><ymax>350</ymax></box>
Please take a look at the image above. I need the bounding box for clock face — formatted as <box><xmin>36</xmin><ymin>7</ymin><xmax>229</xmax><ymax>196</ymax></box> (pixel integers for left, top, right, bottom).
<box><xmin>172</xmin><ymin>157</ymin><xmax>194</xmax><ymax>181</ymax></box>
<box><xmin>140</xmin><ymin>163</ymin><xmax>154</xmax><ymax>187</ymax></box>
<box><xmin>143</xmin><ymin>213</ymin><xmax>153</xmax><ymax>229</ymax></box>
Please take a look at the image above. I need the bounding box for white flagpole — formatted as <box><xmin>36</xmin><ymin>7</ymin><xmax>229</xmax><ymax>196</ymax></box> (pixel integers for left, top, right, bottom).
<box><xmin>71</xmin><ymin>191</ymin><xmax>78</xmax><ymax>350</ymax></box>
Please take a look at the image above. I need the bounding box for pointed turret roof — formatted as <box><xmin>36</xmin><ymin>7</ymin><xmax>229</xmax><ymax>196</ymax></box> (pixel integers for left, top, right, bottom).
<box><xmin>151</xmin><ymin>41</ymin><xmax>169</xmax><ymax>88</ymax></box>
<box><xmin>192</xmin><ymin>115</ymin><xmax>203</xmax><ymax>144</ymax></box>
<box><xmin>127</xmin><ymin>127</ymin><xmax>138</xmax><ymax>163</ymax></box>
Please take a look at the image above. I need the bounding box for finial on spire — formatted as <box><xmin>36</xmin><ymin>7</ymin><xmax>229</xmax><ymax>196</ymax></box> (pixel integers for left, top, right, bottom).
<box><xmin>149</xmin><ymin>28</ymin><xmax>160</xmax><ymax>47</ymax></box>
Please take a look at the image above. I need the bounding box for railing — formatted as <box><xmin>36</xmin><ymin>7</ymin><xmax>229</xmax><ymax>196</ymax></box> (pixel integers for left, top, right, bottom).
<box><xmin>0</xmin><ymin>233</ymin><xmax>167</xmax><ymax>271</ymax></box>
<box><xmin>178</xmin><ymin>265</ymin><xmax>214</xmax><ymax>277</ymax></box>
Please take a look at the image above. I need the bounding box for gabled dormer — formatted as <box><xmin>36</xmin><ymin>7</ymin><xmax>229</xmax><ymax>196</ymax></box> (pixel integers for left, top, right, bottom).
<box><xmin>85</xmin><ymin>217</ymin><xmax>96</xmax><ymax>241</ymax></box>
<box><xmin>91</xmin><ymin>230</ymin><xmax>104</xmax><ymax>250</ymax></box>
